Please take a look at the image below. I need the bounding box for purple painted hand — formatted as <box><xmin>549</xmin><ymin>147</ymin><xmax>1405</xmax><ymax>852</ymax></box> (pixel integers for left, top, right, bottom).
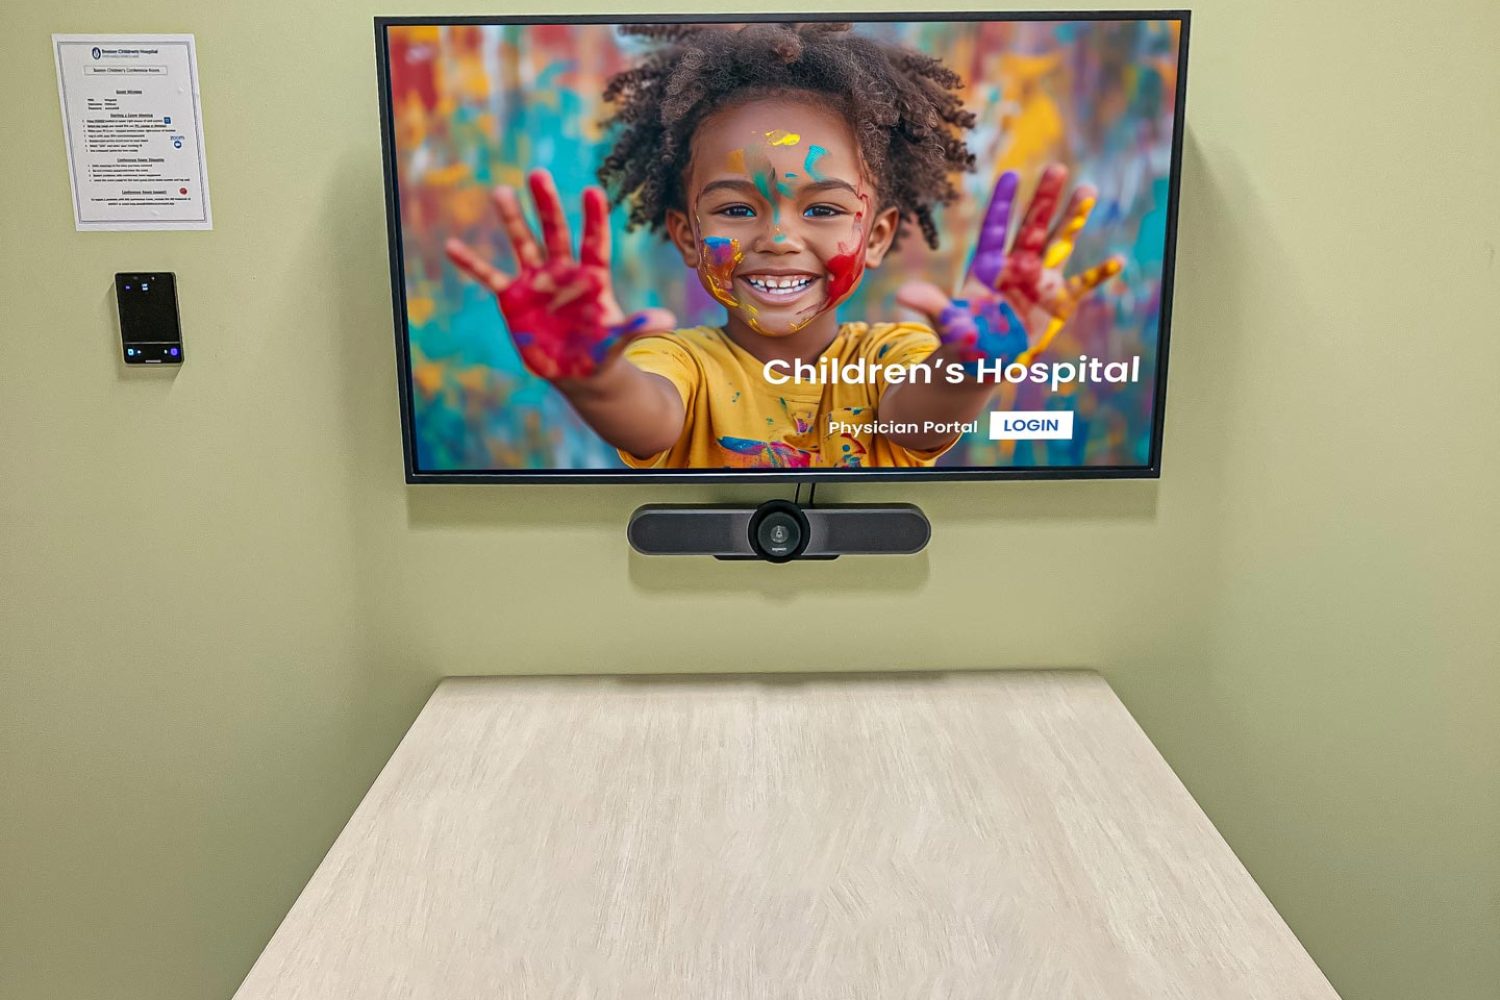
<box><xmin>988</xmin><ymin>165</ymin><xmax>1124</xmax><ymax>331</ymax></box>
<box><xmin>934</xmin><ymin>297</ymin><xmax>1030</xmax><ymax>373</ymax></box>
<box><xmin>898</xmin><ymin>164</ymin><xmax>1123</xmax><ymax>371</ymax></box>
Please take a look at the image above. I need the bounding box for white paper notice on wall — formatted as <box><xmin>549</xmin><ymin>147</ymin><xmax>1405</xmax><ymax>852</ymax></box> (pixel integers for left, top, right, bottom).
<box><xmin>52</xmin><ymin>34</ymin><xmax>213</xmax><ymax>231</ymax></box>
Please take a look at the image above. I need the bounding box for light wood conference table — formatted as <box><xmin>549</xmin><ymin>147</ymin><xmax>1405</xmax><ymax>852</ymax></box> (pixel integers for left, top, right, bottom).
<box><xmin>233</xmin><ymin>671</ymin><xmax>1340</xmax><ymax>999</ymax></box>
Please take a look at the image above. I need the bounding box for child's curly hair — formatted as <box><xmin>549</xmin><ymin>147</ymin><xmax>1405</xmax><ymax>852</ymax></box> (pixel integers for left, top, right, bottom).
<box><xmin>597</xmin><ymin>21</ymin><xmax>976</xmax><ymax>250</ymax></box>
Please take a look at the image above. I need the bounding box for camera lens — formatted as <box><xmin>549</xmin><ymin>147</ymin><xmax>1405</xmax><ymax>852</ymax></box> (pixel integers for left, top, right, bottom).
<box><xmin>756</xmin><ymin>513</ymin><xmax>800</xmax><ymax>557</ymax></box>
<box><xmin>748</xmin><ymin>499</ymin><xmax>810</xmax><ymax>562</ymax></box>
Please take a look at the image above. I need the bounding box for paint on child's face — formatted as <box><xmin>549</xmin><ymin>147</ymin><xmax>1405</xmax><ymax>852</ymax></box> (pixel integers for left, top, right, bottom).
<box><xmin>822</xmin><ymin>197</ymin><xmax>868</xmax><ymax>313</ymax></box>
<box><xmin>751</xmin><ymin>160</ymin><xmax>779</xmax><ymax>224</ymax></box>
<box><xmin>700</xmin><ymin>233</ymin><xmax>744</xmax><ymax>307</ymax></box>
<box><xmin>803</xmin><ymin>145</ymin><xmax>827</xmax><ymax>182</ymax></box>
<box><xmin>686</xmin><ymin>99</ymin><xmax>877</xmax><ymax>338</ymax></box>
<box><xmin>697</xmin><ymin>226</ymin><xmax>771</xmax><ymax>335</ymax></box>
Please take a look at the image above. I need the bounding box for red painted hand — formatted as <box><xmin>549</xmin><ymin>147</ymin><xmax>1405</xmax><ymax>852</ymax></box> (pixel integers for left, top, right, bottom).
<box><xmin>445</xmin><ymin>170</ymin><xmax>676</xmax><ymax>382</ymax></box>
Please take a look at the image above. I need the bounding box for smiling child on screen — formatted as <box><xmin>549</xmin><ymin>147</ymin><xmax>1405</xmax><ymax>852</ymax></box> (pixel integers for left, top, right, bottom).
<box><xmin>446</xmin><ymin>21</ymin><xmax>1120</xmax><ymax>469</ymax></box>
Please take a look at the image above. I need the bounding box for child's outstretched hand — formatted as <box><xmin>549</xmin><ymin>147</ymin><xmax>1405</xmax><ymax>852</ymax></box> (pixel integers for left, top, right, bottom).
<box><xmin>445</xmin><ymin>170</ymin><xmax>676</xmax><ymax>382</ymax></box>
<box><xmin>897</xmin><ymin>164</ymin><xmax>1123</xmax><ymax>370</ymax></box>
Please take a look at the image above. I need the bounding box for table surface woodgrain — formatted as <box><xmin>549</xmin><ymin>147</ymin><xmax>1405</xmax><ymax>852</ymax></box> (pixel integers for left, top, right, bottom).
<box><xmin>233</xmin><ymin>671</ymin><xmax>1340</xmax><ymax>1000</ymax></box>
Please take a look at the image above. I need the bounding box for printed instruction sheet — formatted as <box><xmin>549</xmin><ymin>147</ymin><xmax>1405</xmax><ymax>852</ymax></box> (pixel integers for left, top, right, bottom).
<box><xmin>53</xmin><ymin>34</ymin><xmax>213</xmax><ymax>230</ymax></box>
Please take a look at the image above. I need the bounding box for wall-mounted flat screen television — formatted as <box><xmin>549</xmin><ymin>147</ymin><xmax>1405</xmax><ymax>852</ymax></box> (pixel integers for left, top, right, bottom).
<box><xmin>376</xmin><ymin>12</ymin><xmax>1189</xmax><ymax>482</ymax></box>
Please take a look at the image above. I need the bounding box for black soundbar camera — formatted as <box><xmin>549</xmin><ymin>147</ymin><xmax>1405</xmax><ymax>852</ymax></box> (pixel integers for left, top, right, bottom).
<box><xmin>628</xmin><ymin>501</ymin><xmax>930</xmax><ymax>563</ymax></box>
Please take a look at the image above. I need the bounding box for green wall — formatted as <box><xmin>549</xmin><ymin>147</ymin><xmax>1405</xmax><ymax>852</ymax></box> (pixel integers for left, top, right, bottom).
<box><xmin>2</xmin><ymin>2</ymin><xmax>1497</xmax><ymax>998</ymax></box>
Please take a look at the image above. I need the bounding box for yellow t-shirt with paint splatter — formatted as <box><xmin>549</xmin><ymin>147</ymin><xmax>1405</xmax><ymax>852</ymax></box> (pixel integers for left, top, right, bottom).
<box><xmin>619</xmin><ymin>322</ymin><xmax>947</xmax><ymax>469</ymax></box>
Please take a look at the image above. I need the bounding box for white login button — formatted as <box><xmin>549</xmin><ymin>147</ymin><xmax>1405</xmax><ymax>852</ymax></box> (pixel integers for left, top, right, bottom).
<box><xmin>989</xmin><ymin>411</ymin><xmax>1074</xmax><ymax>440</ymax></box>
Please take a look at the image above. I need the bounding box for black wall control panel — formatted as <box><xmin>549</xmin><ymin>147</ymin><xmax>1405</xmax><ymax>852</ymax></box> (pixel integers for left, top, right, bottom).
<box><xmin>116</xmin><ymin>272</ymin><xmax>184</xmax><ymax>364</ymax></box>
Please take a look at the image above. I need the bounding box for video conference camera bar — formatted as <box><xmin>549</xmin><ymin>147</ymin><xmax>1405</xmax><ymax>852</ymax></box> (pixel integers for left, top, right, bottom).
<box><xmin>628</xmin><ymin>500</ymin><xmax>930</xmax><ymax>563</ymax></box>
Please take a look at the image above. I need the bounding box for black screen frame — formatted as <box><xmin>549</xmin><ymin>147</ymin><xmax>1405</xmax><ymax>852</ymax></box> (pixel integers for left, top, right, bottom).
<box><xmin>375</xmin><ymin>10</ymin><xmax>1191</xmax><ymax>485</ymax></box>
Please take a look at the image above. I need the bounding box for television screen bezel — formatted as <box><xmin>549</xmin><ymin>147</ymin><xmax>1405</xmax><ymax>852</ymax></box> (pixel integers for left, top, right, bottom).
<box><xmin>375</xmin><ymin>10</ymin><xmax>1191</xmax><ymax>484</ymax></box>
